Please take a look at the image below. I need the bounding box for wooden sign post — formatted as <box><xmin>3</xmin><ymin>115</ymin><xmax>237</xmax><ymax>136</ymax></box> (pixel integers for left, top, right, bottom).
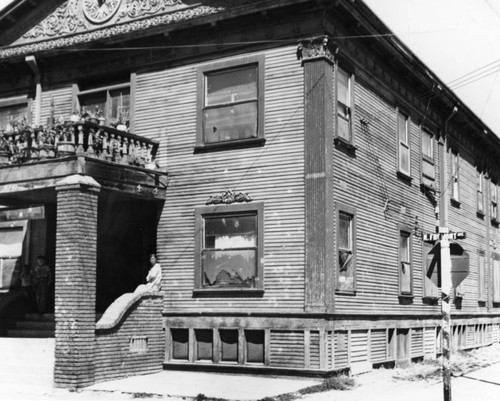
<box><xmin>423</xmin><ymin>228</ymin><xmax>467</xmax><ymax>401</ymax></box>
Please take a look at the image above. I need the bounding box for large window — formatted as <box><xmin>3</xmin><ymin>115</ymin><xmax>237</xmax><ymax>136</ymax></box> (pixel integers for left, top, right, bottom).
<box><xmin>421</xmin><ymin>129</ymin><xmax>435</xmax><ymax>189</ymax></box>
<box><xmin>194</xmin><ymin>203</ymin><xmax>264</xmax><ymax>291</ymax></box>
<box><xmin>0</xmin><ymin>97</ymin><xmax>30</xmax><ymax>132</ymax></box>
<box><xmin>478</xmin><ymin>251</ymin><xmax>486</xmax><ymax>303</ymax></box>
<box><xmin>491</xmin><ymin>181</ymin><xmax>499</xmax><ymax>222</ymax></box>
<box><xmin>336</xmin><ymin>67</ymin><xmax>354</xmax><ymax>143</ymax></box>
<box><xmin>399</xmin><ymin>230</ymin><xmax>412</xmax><ymax>295</ymax></box>
<box><xmin>450</xmin><ymin>150</ymin><xmax>460</xmax><ymax>203</ymax></box>
<box><xmin>423</xmin><ymin>242</ymin><xmax>439</xmax><ymax>299</ymax></box>
<box><xmin>397</xmin><ymin>111</ymin><xmax>411</xmax><ymax>177</ymax></box>
<box><xmin>477</xmin><ymin>170</ymin><xmax>485</xmax><ymax>215</ymax></box>
<box><xmin>77</xmin><ymin>84</ymin><xmax>130</xmax><ymax>127</ymax></box>
<box><xmin>336</xmin><ymin>204</ymin><xmax>356</xmax><ymax>293</ymax></box>
<box><xmin>197</xmin><ymin>55</ymin><xmax>265</xmax><ymax>148</ymax></box>
<box><xmin>493</xmin><ymin>254</ymin><xmax>500</xmax><ymax>304</ymax></box>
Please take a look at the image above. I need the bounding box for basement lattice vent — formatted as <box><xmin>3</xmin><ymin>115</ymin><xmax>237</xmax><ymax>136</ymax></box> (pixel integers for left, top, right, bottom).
<box><xmin>129</xmin><ymin>336</ymin><xmax>148</xmax><ymax>353</ymax></box>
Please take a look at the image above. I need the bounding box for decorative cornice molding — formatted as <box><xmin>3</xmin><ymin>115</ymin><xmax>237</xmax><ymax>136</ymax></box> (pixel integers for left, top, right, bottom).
<box><xmin>297</xmin><ymin>35</ymin><xmax>338</xmax><ymax>63</ymax></box>
<box><xmin>206</xmin><ymin>190</ymin><xmax>252</xmax><ymax>205</ymax></box>
<box><xmin>1</xmin><ymin>0</ymin><xmax>244</xmax><ymax>59</ymax></box>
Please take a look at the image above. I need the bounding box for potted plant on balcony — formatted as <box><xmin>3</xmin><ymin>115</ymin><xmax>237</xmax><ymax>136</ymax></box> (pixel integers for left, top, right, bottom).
<box><xmin>37</xmin><ymin>126</ymin><xmax>57</xmax><ymax>159</ymax></box>
<box><xmin>56</xmin><ymin>123</ymin><xmax>76</xmax><ymax>157</ymax></box>
<box><xmin>0</xmin><ymin>132</ymin><xmax>11</xmax><ymax>165</ymax></box>
<box><xmin>8</xmin><ymin>117</ymin><xmax>31</xmax><ymax>164</ymax></box>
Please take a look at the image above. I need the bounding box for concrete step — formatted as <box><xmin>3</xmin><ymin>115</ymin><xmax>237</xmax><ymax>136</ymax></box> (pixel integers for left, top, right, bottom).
<box><xmin>16</xmin><ymin>320</ymin><xmax>55</xmax><ymax>330</ymax></box>
<box><xmin>6</xmin><ymin>329</ymin><xmax>55</xmax><ymax>338</ymax></box>
<box><xmin>24</xmin><ymin>313</ymin><xmax>55</xmax><ymax>321</ymax></box>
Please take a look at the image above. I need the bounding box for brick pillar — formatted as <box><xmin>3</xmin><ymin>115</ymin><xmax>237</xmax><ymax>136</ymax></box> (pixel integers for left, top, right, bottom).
<box><xmin>54</xmin><ymin>175</ymin><xmax>101</xmax><ymax>389</ymax></box>
<box><xmin>299</xmin><ymin>36</ymin><xmax>336</xmax><ymax>313</ymax></box>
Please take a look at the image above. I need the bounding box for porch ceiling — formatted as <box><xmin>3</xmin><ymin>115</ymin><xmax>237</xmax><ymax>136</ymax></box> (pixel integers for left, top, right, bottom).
<box><xmin>0</xmin><ymin>155</ymin><xmax>168</xmax><ymax>206</ymax></box>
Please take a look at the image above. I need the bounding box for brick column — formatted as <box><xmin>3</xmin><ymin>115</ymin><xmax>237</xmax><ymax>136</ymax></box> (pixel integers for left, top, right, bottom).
<box><xmin>54</xmin><ymin>175</ymin><xmax>101</xmax><ymax>389</ymax></box>
<box><xmin>299</xmin><ymin>36</ymin><xmax>336</xmax><ymax>313</ymax></box>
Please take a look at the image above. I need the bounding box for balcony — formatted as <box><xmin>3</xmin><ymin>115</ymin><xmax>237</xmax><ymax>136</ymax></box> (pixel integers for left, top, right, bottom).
<box><xmin>0</xmin><ymin>120</ymin><xmax>159</xmax><ymax>169</ymax></box>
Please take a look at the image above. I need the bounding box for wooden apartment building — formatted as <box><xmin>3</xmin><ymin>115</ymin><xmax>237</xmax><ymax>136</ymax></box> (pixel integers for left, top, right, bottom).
<box><xmin>0</xmin><ymin>0</ymin><xmax>499</xmax><ymax>388</ymax></box>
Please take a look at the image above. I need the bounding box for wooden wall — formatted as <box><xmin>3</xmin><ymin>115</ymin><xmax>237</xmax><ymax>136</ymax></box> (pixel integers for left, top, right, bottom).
<box><xmin>139</xmin><ymin>46</ymin><xmax>307</xmax><ymax>313</ymax></box>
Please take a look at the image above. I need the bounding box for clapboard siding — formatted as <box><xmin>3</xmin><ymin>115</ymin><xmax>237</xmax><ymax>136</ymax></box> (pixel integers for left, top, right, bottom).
<box><xmin>370</xmin><ymin>329</ymin><xmax>387</xmax><ymax>363</ymax></box>
<box><xmin>411</xmin><ymin>328</ymin><xmax>423</xmax><ymax>357</ymax></box>
<box><xmin>334</xmin><ymin>330</ymin><xmax>349</xmax><ymax>369</ymax></box>
<box><xmin>351</xmin><ymin>330</ymin><xmax>368</xmax><ymax>363</ymax></box>
<box><xmin>424</xmin><ymin>326</ymin><xmax>436</xmax><ymax>356</ymax></box>
<box><xmin>40</xmin><ymin>86</ymin><xmax>73</xmax><ymax>124</ymax></box>
<box><xmin>134</xmin><ymin>46</ymin><xmax>305</xmax><ymax>312</ymax></box>
<box><xmin>269</xmin><ymin>330</ymin><xmax>304</xmax><ymax>368</ymax></box>
<box><xmin>309</xmin><ymin>331</ymin><xmax>320</xmax><ymax>369</ymax></box>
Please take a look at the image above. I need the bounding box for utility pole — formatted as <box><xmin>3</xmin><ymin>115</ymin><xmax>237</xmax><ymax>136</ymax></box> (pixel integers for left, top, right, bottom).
<box><xmin>439</xmin><ymin>106</ymin><xmax>458</xmax><ymax>401</ymax></box>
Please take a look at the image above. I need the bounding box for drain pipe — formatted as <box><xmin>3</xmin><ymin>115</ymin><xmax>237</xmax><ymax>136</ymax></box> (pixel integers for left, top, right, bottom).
<box><xmin>25</xmin><ymin>55</ymin><xmax>41</xmax><ymax>126</ymax></box>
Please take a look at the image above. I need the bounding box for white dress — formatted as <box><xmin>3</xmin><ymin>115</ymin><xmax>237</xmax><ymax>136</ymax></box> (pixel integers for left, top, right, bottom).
<box><xmin>135</xmin><ymin>263</ymin><xmax>162</xmax><ymax>292</ymax></box>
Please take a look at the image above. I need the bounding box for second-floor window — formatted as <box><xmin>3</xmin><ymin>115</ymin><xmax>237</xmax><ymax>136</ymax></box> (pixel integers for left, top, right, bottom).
<box><xmin>77</xmin><ymin>83</ymin><xmax>130</xmax><ymax>127</ymax></box>
<box><xmin>336</xmin><ymin>67</ymin><xmax>354</xmax><ymax>143</ymax></box>
<box><xmin>477</xmin><ymin>170</ymin><xmax>484</xmax><ymax>214</ymax></box>
<box><xmin>491</xmin><ymin>181</ymin><xmax>499</xmax><ymax>222</ymax></box>
<box><xmin>197</xmin><ymin>55</ymin><xmax>265</xmax><ymax>148</ymax></box>
<box><xmin>397</xmin><ymin>111</ymin><xmax>410</xmax><ymax>176</ymax></box>
<box><xmin>421</xmin><ymin>129</ymin><xmax>435</xmax><ymax>189</ymax></box>
<box><xmin>0</xmin><ymin>97</ymin><xmax>30</xmax><ymax>132</ymax></box>
<box><xmin>451</xmin><ymin>150</ymin><xmax>460</xmax><ymax>202</ymax></box>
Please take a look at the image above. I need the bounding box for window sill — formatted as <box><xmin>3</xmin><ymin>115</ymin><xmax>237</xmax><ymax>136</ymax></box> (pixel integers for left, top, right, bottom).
<box><xmin>477</xmin><ymin>210</ymin><xmax>486</xmax><ymax>219</ymax></box>
<box><xmin>396</xmin><ymin>171</ymin><xmax>412</xmax><ymax>185</ymax></box>
<box><xmin>335</xmin><ymin>290</ymin><xmax>357</xmax><ymax>296</ymax></box>
<box><xmin>194</xmin><ymin>137</ymin><xmax>265</xmax><ymax>153</ymax></box>
<box><xmin>193</xmin><ymin>288</ymin><xmax>264</xmax><ymax>298</ymax></box>
<box><xmin>450</xmin><ymin>198</ymin><xmax>461</xmax><ymax>208</ymax></box>
<box><xmin>398</xmin><ymin>294</ymin><xmax>414</xmax><ymax>298</ymax></box>
<box><xmin>491</xmin><ymin>218</ymin><xmax>500</xmax><ymax>227</ymax></box>
<box><xmin>334</xmin><ymin>137</ymin><xmax>357</xmax><ymax>157</ymax></box>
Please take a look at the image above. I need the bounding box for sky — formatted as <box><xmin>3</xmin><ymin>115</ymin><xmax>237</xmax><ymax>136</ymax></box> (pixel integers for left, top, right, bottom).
<box><xmin>1</xmin><ymin>0</ymin><xmax>500</xmax><ymax>135</ymax></box>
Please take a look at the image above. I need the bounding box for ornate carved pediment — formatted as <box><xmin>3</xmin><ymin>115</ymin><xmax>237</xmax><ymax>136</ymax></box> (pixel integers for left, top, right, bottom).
<box><xmin>206</xmin><ymin>190</ymin><xmax>252</xmax><ymax>205</ymax></box>
<box><xmin>1</xmin><ymin>0</ymin><xmax>246</xmax><ymax>59</ymax></box>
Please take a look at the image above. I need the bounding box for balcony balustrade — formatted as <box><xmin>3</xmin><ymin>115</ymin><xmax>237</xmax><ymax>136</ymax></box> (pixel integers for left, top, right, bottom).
<box><xmin>0</xmin><ymin>121</ymin><xmax>159</xmax><ymax>169</ymax></box>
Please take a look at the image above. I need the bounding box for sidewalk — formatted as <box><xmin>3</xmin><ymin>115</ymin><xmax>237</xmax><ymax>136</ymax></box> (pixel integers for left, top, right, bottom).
<box><xmin>1</xmin><ymin>361</ymin><xmax>500</xmax><ymax>400</ymax></box>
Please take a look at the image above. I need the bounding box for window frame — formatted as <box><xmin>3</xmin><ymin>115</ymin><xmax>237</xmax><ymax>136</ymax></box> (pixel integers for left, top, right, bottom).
<box><xmin>334</xmin><ymin>65</ymin><xmax>355</xmax><ymax>145</ymax></box>
<box><xmin>423</xmin><ymin>241</ymin><xmax>439</xmax><ymax>299</ymax></box>
<box><xmin>450</xmin><ymin>149</ymin><xmax>460</xmax><ymax>204</ymax></box>
<box><xmin>194</xmin><ymin>202</ymin><xmax>264</xmax><ymax>294</ymax></box>
<box><xmin>73</xmin><ymin>73</ymin><xmax>135</xmax><ymax>130</ymax></box>
<box><xmin>478</xmin><ymin>250</ymin><xmax>486</xmax><ymax>303</ymax></box>
<box><xmin>335</xmin><ymin>203</ymin><xmax>357</xmax><ymax>294</ymax></box>
<box><xmin>0</xmin><ymin>95</ymin><xmax>32</xmax><ymax>132</ymax></box>
<box><xmin>398</xmin><ymin>229</ymin><xmax>413</xmax><ymax>296</ymax></box>
<box><xmin>493</xmin><ymin>253</ymin><xmax>500</xmax><ymax>304</ymax></box>
<box><xmin>397</xmin><ymin>110</ymin><xmax>411</xmax><ymax>178</ymax></box>
<box><xmin>477</xmin><ymin>170</ymin><xmax>485</xmax><ymax>215</ymax></box>
<box><xmin>420</xmin><ymin>128</ymin><xmax>435</xmax><ymax>190</ymax></box>
<box><xmin>491</xmin><ymin>179</ymin><xmax>499</xmax><ymax>223</ymax></box>
<box><xmin>196</xmin><ymin>54</ymin><xmax>265</xmax><ymax>151</ymax></box>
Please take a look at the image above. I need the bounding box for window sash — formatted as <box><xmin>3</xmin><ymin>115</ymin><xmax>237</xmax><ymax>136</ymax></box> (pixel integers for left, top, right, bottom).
<box><xmin>78</xmin><ymin>85</ymin><xmax>131</xmax><ymax>126</ymax></box>
<box><xmin>493</xmin><ymin>256</ymin><xmax>500</xmax><ymax>302</ymax></box>
<box><xmin>399</xmin><ymin>232</ymin><xmax>412</xmax><ymax>295</ymax></box>
<box><xmin>491</xmin><ymin>182</ymin><xmax>498</xmax><ymax>221</ymax></box>
<box><xmin>477</xmin><ymin>172</ymin><xmax>484</xmax><ymax>212</ymax></box>
<box><xmin>337</xmin><ymin>208</ymin><xmax>355</xmax><ymax>292</ymax></box>
<box><xmin>451</xmin><ymin>152</ymin><xmax>459</xmax><ymax>200</ymax></box>
<box><xmin>478</xmin><ymin>253</ymin><xmax>486</xmax><ymax>301</ymax></box>
<box><xmin>0</xmin><ymin>104</ymin><xmax>28</xmax><ymax>132</ymax></box>
<box><xmin>422</xmin><ymin>131</ymin><xmax>434</xmax><ymax>160</ymax></box>
<box><xmin>336</xmin><ymin>67</ymin><xmax>353</xmax><ymax>142</ymax></box>
<box><xmin>398</xmin><ymin>113</ymin><xmax>410</xmax><ymax>175</ymax></box>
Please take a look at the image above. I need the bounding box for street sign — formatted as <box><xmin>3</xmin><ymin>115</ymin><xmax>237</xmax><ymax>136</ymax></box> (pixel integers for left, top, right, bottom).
<box><xmin>423</xmin><ymin>231</ymin><xmax>466</xmax><ymax>242</ymax></box>
<box><xmin>426</xmin><ymin>242</ymin><xmax>470</xmax><ymax>288</ymax></box>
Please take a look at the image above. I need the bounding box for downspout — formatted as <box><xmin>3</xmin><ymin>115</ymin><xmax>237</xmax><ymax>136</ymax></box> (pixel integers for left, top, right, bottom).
<box><xmin>25</xmin><ymin>55</ymin><xmax>41</xmax><ymax>126</ymax></box>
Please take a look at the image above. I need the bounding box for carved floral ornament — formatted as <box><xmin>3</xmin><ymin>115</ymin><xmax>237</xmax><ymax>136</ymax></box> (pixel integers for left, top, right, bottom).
<box><xmin>296</xmin><ymin>36</ymin><xmax>339</xmax><ymax>63</ymax></box>
<box><xmin>2</xmin><ymin>0</ymin><xmax>249</xmax><ymax>57</ymax></box>
<box><xmin>206</xmin><ymin>190</ymin><xmax>252</xmax><ymax>206</ymax></box>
